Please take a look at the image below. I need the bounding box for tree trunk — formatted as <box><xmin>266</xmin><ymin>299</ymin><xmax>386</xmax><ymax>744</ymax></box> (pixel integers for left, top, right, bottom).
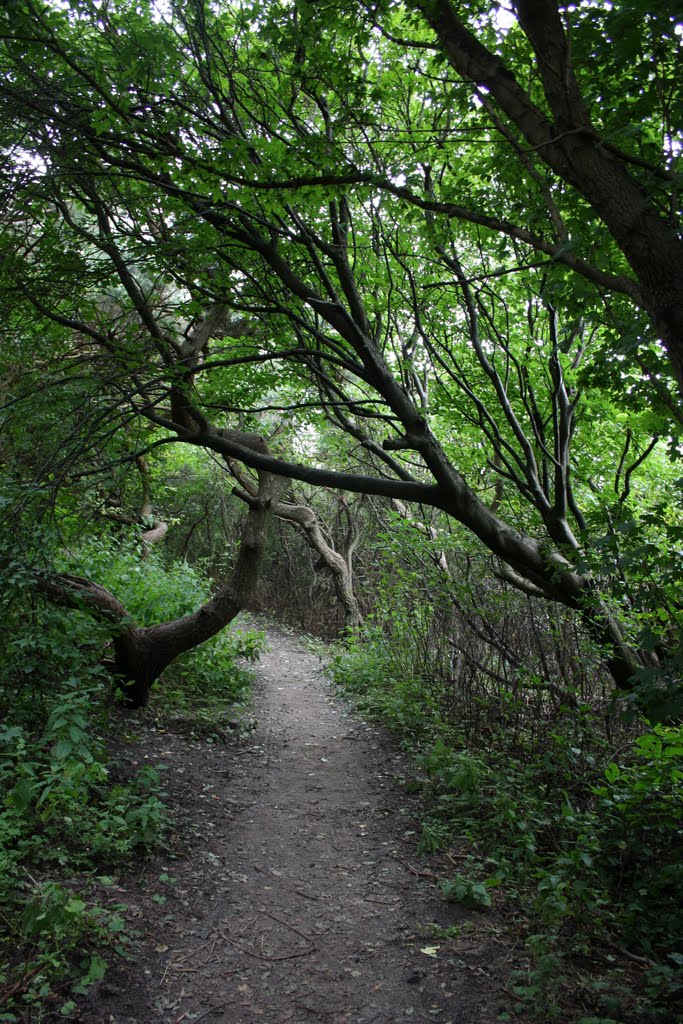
<box><xmin>227</xmin><ymin>459</ymin><xmax>363</xmax><ymax>629</ymax></box>
<box><xmin>38</xmin><ymin>462</ymin><xmax>281</xmax><ymax>708</ymax></box>
<box><xmin>418</xmin><ymin>0</ymin><xmax>683</xmax><ymax>392</ymax></box>
<box><xmin>276</xmin><ymin>502</ymin><xmax>362</xmax><ymax>629</ymax></box>
<box><xmin>120</xmin><ymin>467</ymin><xmax>281</xmax><ymax>704</ymax></box>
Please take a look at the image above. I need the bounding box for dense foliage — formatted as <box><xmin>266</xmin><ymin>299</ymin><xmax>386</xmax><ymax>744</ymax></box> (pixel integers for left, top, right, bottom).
<box><xmin>1</xmin><ymin>0</ymin><xmax>682</xmax><ymax>693</ymax></box>
<box><xmin>329</xmin><ymin>520</ymin><xmax>683</xmax><ymax>1021</ymax></box>
<box><xmin>0</xmin><ymin>0</ymin><xmax>681</xmax><ymax>1020</ymax></box>
<box><xmin>0</xmin><ymin>522</ymin><xmax>263</xmax><ymax>1017</ymax></box>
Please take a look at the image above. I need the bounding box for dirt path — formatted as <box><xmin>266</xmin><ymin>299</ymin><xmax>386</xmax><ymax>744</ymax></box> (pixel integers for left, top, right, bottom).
<box><xmin>79</xmin><ymin>625</ymin><xmax>506</xmax><ymax>1024</ymax></box>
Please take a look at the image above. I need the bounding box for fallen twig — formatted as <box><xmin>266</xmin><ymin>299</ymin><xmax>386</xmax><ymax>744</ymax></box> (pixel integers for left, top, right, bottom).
<box><xmin>176</xmin><ymin>999</ymin><xmax>232</xmax><ymax>1024</ymax></box>
<box><xmin>219</xmin><ymin>924</ymin><xmax>316</xmax><ymax>961</ymax></box>
<box><xmin>603</xmin><ymin>940</ymin><xmax>656</xmax><ymax>968</ymax></box>
<box><xmin>387</xmin><ymin>852</ymin><xmax>438</xmax><ymax>880</ymax></box>
<box><xmin>265</xmin><ymin>910</ymin><xmax>315</xmax><ymax>945</ymax></box>
<box><xmin>295</xmin><ymin>888</ymin><xmax>320</xmax><ymax>900</ymax></box>
<box><xmin>160</xmin><ymin>935</ymin><xmax>218</xmax><ymax>985</ymax></box>
<box><xmin>445</xmin><ymin>851</ymin><xmax>470</xmax><ymax>864</ymax></box>
<box><xmin>0</xmin><ymin>965</ymin><xmax>43</xmax><ymax>1006</ymax></box>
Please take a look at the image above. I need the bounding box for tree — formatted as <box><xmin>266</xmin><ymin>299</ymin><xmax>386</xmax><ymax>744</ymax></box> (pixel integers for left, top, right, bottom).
<box><xmin>35</xmin><ymin>475</ymin><xmax>278</xmax><ymax>708</ymax></box>
<box><xmin>407</xmin><ymin>0</ymin><xmax>683</xmax><ymax>392</ymax></box>
<box><xmin>229</xmin><ymin>461</ymin><xmax>364</xmax><ymax>628</ymax></box>
<box><xmin>0</xmin><ymin>0</ymin><xmax>680</xmax><ymax>703</ymax></box>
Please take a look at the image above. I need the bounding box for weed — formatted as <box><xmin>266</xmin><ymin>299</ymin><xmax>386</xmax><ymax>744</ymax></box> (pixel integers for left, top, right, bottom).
<box><xmin>0</xmin><ymin>547</ymin><xmax>171</xmax><ymax>1019</ymax></box>
<box><xmin>439</xmin><ymin>876</ymin><xmax>494</xmax><ymax>910</ymax></box>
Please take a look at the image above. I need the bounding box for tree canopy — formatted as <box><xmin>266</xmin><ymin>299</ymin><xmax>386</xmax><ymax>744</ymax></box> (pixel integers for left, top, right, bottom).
<box><xmin>0</xmin><ymin>0</ymin><xmax>682</xmax><ymax>708</ymax></box>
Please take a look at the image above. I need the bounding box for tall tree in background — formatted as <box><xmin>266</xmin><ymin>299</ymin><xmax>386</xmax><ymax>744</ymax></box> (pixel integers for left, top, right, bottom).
<box><xmin>0</xmin><ymin>0</ymin><xmax>680</xmax><ymax>705</ymax></box>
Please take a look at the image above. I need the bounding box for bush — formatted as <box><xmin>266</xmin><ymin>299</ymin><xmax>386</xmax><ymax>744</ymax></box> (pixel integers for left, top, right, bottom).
<box><xmin>0</xmin><ymin>540</ymin><xmax>171</xmax><ymax>1017</ymax></box>
<box><xmin>0</xmin><ymin>523</ymin><xmax>265</xmax><ymax>1015</ymax></box>
<box><xmin>329</xmin><ymin>633</ymin><xmax>446</xmax><ymax>742</ymax></box>
<box><xmin>330</xmin><ymin>635</ymin><xmax>683</xmax><ymax>1022</ymax></box>
<box><xmin>66</xmin><ymin>536</ymin><xmax>211</xmax><ymax>625</ymax></box>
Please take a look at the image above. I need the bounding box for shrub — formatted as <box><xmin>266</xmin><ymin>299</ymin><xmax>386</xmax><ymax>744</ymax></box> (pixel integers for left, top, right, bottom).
<box><xmin>330</xmin><ymin>634</ymin><xmax>683</xmax><ymax>1021</ymax></box>
<box><xmin>0</xmin><ymin>541</ymin><xmax>172</xmax><ymax>1017</ymax></box>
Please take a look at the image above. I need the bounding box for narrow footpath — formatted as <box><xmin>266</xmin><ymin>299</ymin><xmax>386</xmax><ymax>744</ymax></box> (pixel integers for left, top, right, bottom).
<box><xmin>79</xmin><ymin>626</ymin><xmax>507</xmax><ymax>1024</ymax></box>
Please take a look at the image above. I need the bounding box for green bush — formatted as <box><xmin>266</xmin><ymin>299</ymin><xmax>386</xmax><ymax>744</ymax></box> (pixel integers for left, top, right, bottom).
<box><xmin>330</xmin><ymin>636</ymin><xmax>683</xmax><ymax>1022</ymax></box>
<box><xmin>163</xmin><ymin>627</ymin><xmax>266</xmax><ymax>701</ymax></box>
<box><xmin>329</xmin><ymin>633</ymin><xmax>447</xmax><ymax>743</ymax></box>
<box><xmin>69</xmin><ymin>536</ymin><xmax>266</xmax><ymax>721</ymax></box>
<box><xmin>66</xmin><ymin>536</ymin><xmax>211</xmax><ymax>625</ymax></box>
<box><xmin>158</xmin><ymin>626</ymin><xmax>266</xmax><ymax>737</ymax></box>
<box><xmin>0</xmin><ymin>677</ymin><xmax>168</xmax><ymax>1015</ymax></box>
<box><xmin>0</xmin><ymin>542</ymin><xmax>172</xmax><ymax>1017</ymax></box>
<box><xmin>15</xmin><ymin>880</ymin><xmax>126</xmax><ymax>1011</ymax></box>
<box><xmin>588</xmin><ymin>724</ymin><xmax>683</xmax><ymax>954</ymax></box>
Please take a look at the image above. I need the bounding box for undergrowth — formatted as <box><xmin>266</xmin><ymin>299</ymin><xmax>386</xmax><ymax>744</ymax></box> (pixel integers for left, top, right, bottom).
<box><xmin>330</xmin><ymin>632</ymin><xmax>683</xmax><ymax>1024</ymax></box>
<box><xmin>155</xmin><ymin>627</ymin><xmax>266</xmax><ymax>739</ymax></box>
<box><xmin>0</xmin><ymin>538</ymin><xmax>264</xmax><ymax>1021</ymax></box>
<box><xmin>0</xmin><ymin>604</ymin><xmax>166</xmax><ymax>1022</ymax></box>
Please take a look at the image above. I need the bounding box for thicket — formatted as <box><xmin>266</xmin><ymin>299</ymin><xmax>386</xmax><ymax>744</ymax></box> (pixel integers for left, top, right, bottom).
<box><xmin>325</xmin><ymin>514</ymin><xmax>683</xmax><ymax>1024</ymax></box>
<box><xmin>0</xmin><ymin>520</ymin><xmax>262</xmax><ymax>1020</ymax></box>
